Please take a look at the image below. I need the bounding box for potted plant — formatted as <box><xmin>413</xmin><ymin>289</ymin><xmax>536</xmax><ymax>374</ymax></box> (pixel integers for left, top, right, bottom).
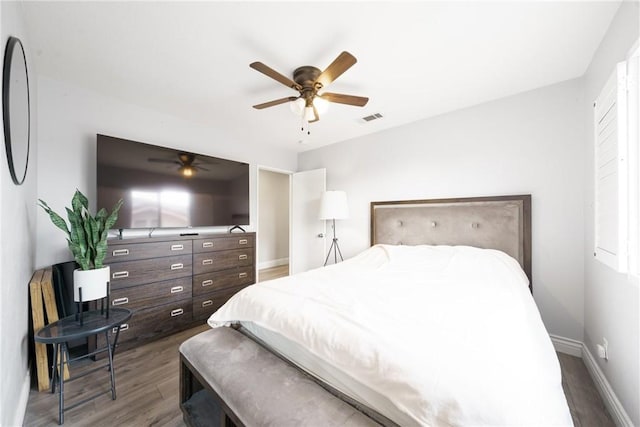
<box><xmin>39</xmin><ymin>189</ymin><xmax>123</xmax><ymax>302</ymax></box>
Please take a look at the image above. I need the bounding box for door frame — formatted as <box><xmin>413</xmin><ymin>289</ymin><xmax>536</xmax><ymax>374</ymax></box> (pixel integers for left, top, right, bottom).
<box><xmin>256</xmin><ymin>165</ymin><xmax>293</xmax><ymax>279</ymax></box>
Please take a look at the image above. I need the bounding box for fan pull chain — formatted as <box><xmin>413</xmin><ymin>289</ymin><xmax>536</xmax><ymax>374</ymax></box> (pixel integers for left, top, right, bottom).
<box><xmin>300</xmin><ymin>117</ymin><xmax>311</xmax><ymax>135</ymax></box>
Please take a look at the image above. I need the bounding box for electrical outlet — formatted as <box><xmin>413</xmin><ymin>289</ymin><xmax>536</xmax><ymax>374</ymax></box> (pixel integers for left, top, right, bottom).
<box><xmin>597</xmin><ymin>344</ymin><xmax>606</xmax><ymax>359</ymax></box>
<box><xmin>597</xmin><ymin>338</ymin><xmax>609</xmax><ymax>360</ymax></box>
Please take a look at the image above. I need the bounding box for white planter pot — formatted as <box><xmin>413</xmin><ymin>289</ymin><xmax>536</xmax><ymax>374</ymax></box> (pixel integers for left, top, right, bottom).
<box><xmin>73</xmin><ymin>266</ymin><xmax>110</xmax><ymax>302</ymax></box>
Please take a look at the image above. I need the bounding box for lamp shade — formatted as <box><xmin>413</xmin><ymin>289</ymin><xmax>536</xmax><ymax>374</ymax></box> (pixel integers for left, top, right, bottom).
<box><xmin>319</xmin><ymin>191</ymin><xmax>349</xmax><ymax>220</ymax></box>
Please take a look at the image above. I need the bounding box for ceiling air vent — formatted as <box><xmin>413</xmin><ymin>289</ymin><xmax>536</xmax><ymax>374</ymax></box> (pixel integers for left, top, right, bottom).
<box><xmin>361</xmin><ymin>113</ymin><xmax>383</xmax><ymax>122</ymax></box>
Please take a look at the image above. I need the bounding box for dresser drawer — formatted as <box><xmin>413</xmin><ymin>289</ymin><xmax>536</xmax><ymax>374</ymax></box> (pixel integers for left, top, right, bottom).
<box><xmin>193</xmin><ymin>235</ymin><xmax>254</xmax><ymax>253</ymax></box>
<box><xmin>193</xmin><ymin>286</ymin><xmax>246</xmax><ymax>321</ymax></box>
<box><xmin>192</xmin><ymin>267</ymin><xmax>254</xmax><ymax>296</ymax></box>
<box><xmin>105</xmin><ymin>240</ymin><xmax>192</xmax><ymax>263</ymax></box>
<box><xmin>98</xmin><ymin>299</ymin><xmax>193</xmax><ymax>348</ymax></box>
<box><xmin>193</xmin><ymin>249</ymin><xmax>253</xmax><ymax>275</ymax></box>
<box><xmin>109</xmin><ymin>277</ymin><xmax>191</xmax><ymax>310</ymax></box>
<box><xmin>109</xmin><ymin>254</ymin><xmax>192</xmax><ymax>288</ymax></box>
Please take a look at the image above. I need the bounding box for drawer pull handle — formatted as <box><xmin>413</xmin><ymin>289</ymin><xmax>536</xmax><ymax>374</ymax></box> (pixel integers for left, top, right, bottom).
<box><xmin>202</xmin><ymin>279</ymin><xmax>213</xmax><ymax>287</ymax></box>
<box><xmin>171</xmin><ymin>308</ymin><xmax>184</xmax><ymax>317</ymax></box>
<box><xmin>171</xmin><ymin>263</ymin><xmax>184</xmax><ymax>270</ymax></box>
<box><xmin>239</xmin><ymin>254</ymin><xmax>248</xmax><ymax>260</ymax></box>
<box><xmin>239</xmin><ymin>239</ymin><xmax>248</xmax><ymax>245</ymax></box>
<box><xmin>171</xmin><ymin>244</ymin><xmax>184</xmax><ymax>251</ymax></box>
<box><xmin>238</xmin><ymin>272</ymin><xmax>248</xmax><ymax>279</ymax></box>
<box><xmin>202</xmin><ymin>300</ymin><xmax>214</xmax><ymax>308</ymax></box>
<box><xmin>112</xmin><ymin>249</ymin><xmax>129</xmax><ymax>256</ymax></box>
<box><xmin>170</xmin><ymin>286</ymin><xmax>184</xmax><ymax>294</ymax></box>
<box><xmin>202</xmin><ymin>259</ymin><xmax>213</xmax><ymax>266</ymax></box>
<box><xmin>113</xmin><ymin>323</ymin><xmax>129</xmax><ymax>334</ymax></box>
<box><xmin>112</xmin><ymin>297</ymin><xmax>129</xmax><ymax>306</ymax></box>
<box><xmin>112</xmin><ymin>271</ymin><xmax>129</xmax><ymax>279</ymax></box>
<box><xmin>202</xmin><ymin>242</ymin><xmax>214</xmax><ymax>248</ymax></box>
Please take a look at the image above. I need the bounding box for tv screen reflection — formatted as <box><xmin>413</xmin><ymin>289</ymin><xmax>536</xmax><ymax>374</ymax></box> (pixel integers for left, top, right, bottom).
<box><xmin>97</xmin><ymin>135</ymin><xmax>250</xmax><ymax>229</ymax></box>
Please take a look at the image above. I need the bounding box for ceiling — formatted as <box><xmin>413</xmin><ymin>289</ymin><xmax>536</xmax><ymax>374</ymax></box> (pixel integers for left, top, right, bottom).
<box><xmin>22</xmin><ymin>1</ymin><xmax>620</xmax><ymax>153</ymax></box>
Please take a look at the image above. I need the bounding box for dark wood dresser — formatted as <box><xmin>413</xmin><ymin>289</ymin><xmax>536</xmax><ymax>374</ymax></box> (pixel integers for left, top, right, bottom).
<box><xmin>95</xmin><ymin>233</ymin><xmax>255</xmax><ymax>353</ymax></box>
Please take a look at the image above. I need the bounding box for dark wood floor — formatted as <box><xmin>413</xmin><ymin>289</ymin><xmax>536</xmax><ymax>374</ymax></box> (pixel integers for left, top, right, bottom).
<box><xmin>23</xmin><ymin>330</ymin><xmax>616</xmax><ymax>426</ymax></box>
<box><xmin>559</xmin><ymin>353</ymin><xmax>615</xmax><ymax>426</ymax></box>
<box><xmin>24</xmin><ymin>323</ymin><xmax>211</xmax><ymax>426</ymax></box>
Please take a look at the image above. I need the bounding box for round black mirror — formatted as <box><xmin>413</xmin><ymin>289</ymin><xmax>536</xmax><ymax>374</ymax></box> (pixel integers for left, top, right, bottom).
<box><xmin>3</xmin><ymin>36</ymin><xmax>30</xmax><ymax>185</ymax></box>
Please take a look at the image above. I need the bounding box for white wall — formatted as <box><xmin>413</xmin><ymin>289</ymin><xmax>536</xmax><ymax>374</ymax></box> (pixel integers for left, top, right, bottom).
<box><xmin>35</xmin><ymin>76</ymin><xmax>297</xmax><ymax>268</ymax></box>
<box><xmin>583</xmin><ymin>2</ymin><xmax>639</xmax><ymax>424</ymax></box>
<box><xmin>258</xmin><ymin>169</ymin><xmax>290</xmax><ymax>269</ymax></box>
<box><xmin>0</xmin><ymin>1</ymin><xmax>37</xmax><ymax>425</ymax></box>
<box><xmin>299</xmin><ymin>78</ymin><xmax>586</xmax><ymax>341</ymax></box>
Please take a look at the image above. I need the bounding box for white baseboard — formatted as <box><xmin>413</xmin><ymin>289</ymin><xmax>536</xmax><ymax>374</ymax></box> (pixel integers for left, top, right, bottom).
<box><xmin>550</xmin><ymin>334</ymin><xmax>583</xmax><ymax>357</ymax></box>
<box><xmin>581</xmin><ymin>344</ymin><xmax>634</xmax><ymax>427</ymax></box>
<box><xmin>14</xmin><ymin>372</ymin><xmax>30</xmax><ymax>427</ymax></box>
<box><xmin>550</xmin><ymin>334</ymin><xmax>633</xmax><ymax>426</ymax></box>
<box><xmin>259</xmin><ymin>257</ymin><xmax>289</xmax><ymax>270</ymax></box>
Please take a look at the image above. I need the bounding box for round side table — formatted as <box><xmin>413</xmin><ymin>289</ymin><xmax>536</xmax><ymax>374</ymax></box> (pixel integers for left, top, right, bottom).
<box><xmin>35</xmin><ymin>308</ymin><xmax>132</xmax><ymax>425</ymax></box>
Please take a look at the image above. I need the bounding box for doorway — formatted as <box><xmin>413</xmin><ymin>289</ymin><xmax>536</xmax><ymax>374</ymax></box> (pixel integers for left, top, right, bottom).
<box><xmin>257</xmin><ymin>168</ymin><xmax>291</xmax><ymax>282</ymax></box>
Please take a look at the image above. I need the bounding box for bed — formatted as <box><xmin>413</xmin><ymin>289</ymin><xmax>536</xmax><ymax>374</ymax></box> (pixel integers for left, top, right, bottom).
<box><xmin>179</xmin><ymin>195</ymin><xmax>573</xmax><ymax>426</ymax></box>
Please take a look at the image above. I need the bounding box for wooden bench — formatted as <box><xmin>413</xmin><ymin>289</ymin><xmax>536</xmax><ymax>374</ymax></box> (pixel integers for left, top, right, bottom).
<box><xmin>179</xmin><ymin>327</ymin><xmax>381</xmax><ymax>427</ymax></box>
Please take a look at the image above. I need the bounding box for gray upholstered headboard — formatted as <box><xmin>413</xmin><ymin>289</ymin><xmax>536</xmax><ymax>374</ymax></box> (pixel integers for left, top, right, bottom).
<box><xmin>371</xmin><ymin>195</ymin><xmax>532</xmax><ymax>287</ymax></box>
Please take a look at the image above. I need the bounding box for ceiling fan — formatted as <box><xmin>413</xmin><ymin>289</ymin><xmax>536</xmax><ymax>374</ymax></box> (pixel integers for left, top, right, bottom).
<box><xmin>148</xmin><ymin>152</ymin><xmax>210</xmax><ymax>177</ymax></box>
<box><xmin>250</xmin><ymin>51</ymin><xmax>369</xmax><ymax>123</ymax></box>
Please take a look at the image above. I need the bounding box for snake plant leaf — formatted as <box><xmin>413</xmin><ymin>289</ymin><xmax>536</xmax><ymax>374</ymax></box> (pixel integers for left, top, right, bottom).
<box><xmin>96</xmin><ymin>208</ymin><xmax>107</xmax><ymax>222</ymax></box>
<box><xmin>68</xmin><ymin>239</ymin><xmax>89</xmax><ymax>270</ymax></box>
<box><xmin>95</xmin><ymin>199</ymin><xmax>123</xmax><ymax>268</ymax></box>
<box><xmin>66</xmin><ymin>208</ymin><xmax>84</xmax><ymax>248</ymax></box>
<box><xmin>104</xmin><ymin>199</ymin><xmax>124</xmax><ymax>231</ymax></box>
<box><xmin>71</xmin><ymin>190</ymin><xmax>84</xmax><ymax>216</ymax></box>
<box><xmin>88</xmin><ymin>215</ymin><xmax>98</xmax><ymax>244</ymax></box>
<box><xmin>40</xmin><ymin>190</ymin><xmax>124</xmax><ymax>271</ymax></box>
<box><xmin>74</xmin><ymin>189</ymin><xmax>89</xmax><ymax>210</ymax></box>
<box><xmin>83</xmin><ymin>217</ymin><xmax>94</xmax><ymax>263</ymax></box>
<box><xmin>95</xmin><ymin>239</ymin><xmax>107</xmax><ymax>269</ymax></box>
<box><xmin>97</xmin><ymin>210</ymin><xmax>107</xmax><ymax>236</ymax></box>
<box><xmin>38</xmin><ymin>200</ymin><xmax>71</xmax><ymax>239</ymax></box>
<box><xmin>90</xmin><ymin>216</ymin><xmax>101</xmax><ymax>268</ymax></box>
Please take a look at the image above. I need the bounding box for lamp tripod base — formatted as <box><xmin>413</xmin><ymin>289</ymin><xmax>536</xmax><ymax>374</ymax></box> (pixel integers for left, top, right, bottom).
<box><xmin>324</xmin><ymin>219</ymin><xmax>344</xmax><ymax>266</ymax></box>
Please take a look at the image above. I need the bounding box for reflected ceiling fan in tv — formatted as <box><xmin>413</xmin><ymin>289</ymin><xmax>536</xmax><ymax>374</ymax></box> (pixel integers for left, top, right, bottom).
<box><xmin>148</xmin><ymin>152</ymin><xmax>212</xmax><ymax>177</ymax></box>
<box><xmin>97</xmin><ymin>134</ymin><xmax>249</xmax><ymax>229</ymax></box>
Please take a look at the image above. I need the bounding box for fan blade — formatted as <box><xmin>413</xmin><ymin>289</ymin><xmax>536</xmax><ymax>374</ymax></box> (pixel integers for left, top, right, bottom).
<box><xmin>253</xmin><ymin>96</ymin><xmax>298</xmax><ymax>109</ymax></box>
<box><xmin>250</xmin><ymin>62</ymin><xmax>302</xmax><ymax>91</ymax></box>
<box><xmin>320</xmin><ymin>92</ymin><xmax>369</xmax><ymax>107</ymax></box>
<box><xmin>194</xmin><ymin>165</ymin><xmax>210</xmax><ymax>172</ymax></box>
<box><xmin>148</xmin><ymin>158</ymin><xmax>181</xmax><ymax>165</ymax></box>
<box><xmin>315</xmin><ymin>51</ymin><xmax>357</xmax><ymax>88</ymax></box>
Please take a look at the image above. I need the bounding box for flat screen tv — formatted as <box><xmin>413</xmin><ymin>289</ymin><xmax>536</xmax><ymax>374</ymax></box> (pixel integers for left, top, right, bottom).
<box><xmin>97</xmin><ymin>134</ymin><xmax>249</xmax><ymax>229</ymax></box>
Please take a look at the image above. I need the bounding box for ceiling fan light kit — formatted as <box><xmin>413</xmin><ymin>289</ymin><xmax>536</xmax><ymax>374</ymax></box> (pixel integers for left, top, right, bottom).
<box><xmin>250</xmin><ymin>51</ymin><xmax>369</xmax><ymax>133</ymax></box>
<box><xmin>289</xmin><ymin>97</ymin><xmax>305</xmax><ymax>115</ymax></box>
<box><xmin>313</xmin><ymin>96</ymin><xmax>329</xmax><ymax>114</ymax></box>
<box><xmin>179</xmin><ymin>165</ymin><xmax>194</xmax><ymax>177</ymax></box>
<box><xmin>148</xmin><ymin>152</ymin><xmax>207</xmax><ymax>177</ymax></box>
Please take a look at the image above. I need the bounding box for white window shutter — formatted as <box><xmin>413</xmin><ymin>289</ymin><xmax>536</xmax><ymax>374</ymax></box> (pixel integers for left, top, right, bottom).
<box><xmin>627</xmin><ymin>53</ymin><xmax>639</xmax><ymax>276</ymax></box>
<box><xmin>594</xmin><ymin>62</ymin><xmax>628</xmax><ymax>272</ymax></box>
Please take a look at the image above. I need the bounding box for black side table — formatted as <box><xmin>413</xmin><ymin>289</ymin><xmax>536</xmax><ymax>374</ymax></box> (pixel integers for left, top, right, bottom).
<box><xmin>34</xmin><ymin>308</ymin><xmax>132</xmax><ymax>425</ymax></box>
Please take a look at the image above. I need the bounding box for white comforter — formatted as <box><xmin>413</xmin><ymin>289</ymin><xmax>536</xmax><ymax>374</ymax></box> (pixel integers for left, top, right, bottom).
<box><xmin>208</xmin><ymin>245</ymin><xmax>573</xmax><ymax>426</ymax></box>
